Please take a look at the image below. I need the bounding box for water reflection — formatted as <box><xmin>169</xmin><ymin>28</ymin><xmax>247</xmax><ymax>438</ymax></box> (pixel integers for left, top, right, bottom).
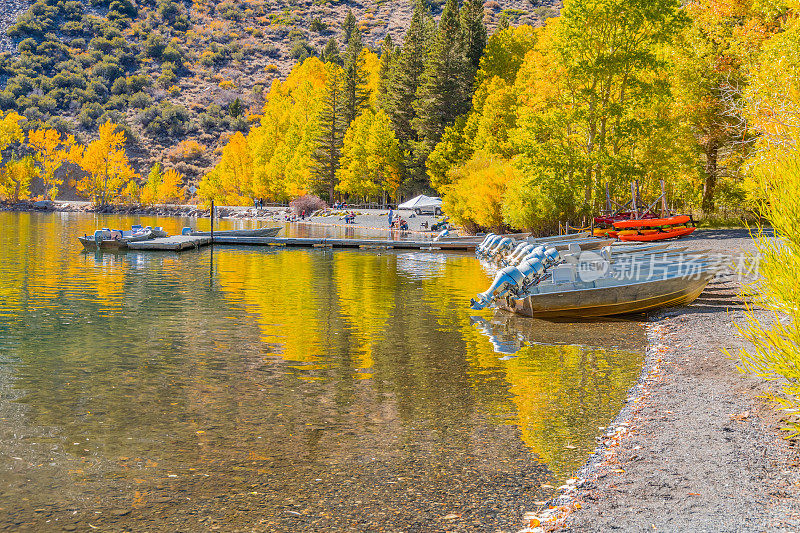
<box><xmin>0</xmin><ymin>212</ymin><xmax>645</xmax><ymax>531</ymax></box>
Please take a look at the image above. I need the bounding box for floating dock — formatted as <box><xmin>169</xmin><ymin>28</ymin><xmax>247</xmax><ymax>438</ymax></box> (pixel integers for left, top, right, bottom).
<box><xmin>123</xmin><ymin>235</ymin><xmax>476</xmax><ymax>252</ymax></box>
<box><xmin>213</xmin><ymin>236</ymin><xmax>477</xmax><ymax>251</ymax></box>
<box><xmin>127</xmin><ymin>235</ymin><xmax>212</xmax><ymax>251</ymax></box>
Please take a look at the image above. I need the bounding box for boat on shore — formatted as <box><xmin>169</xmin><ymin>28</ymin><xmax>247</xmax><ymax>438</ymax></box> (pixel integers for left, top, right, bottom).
<box><xmin>186</xmin><ymin>226</ymin><xmax>282</xmax><ymax>237</ymax></box>
<box><xmin>498</xmin><ymin>269</ymin><xmax>713</xmax><ymax>318</ymax></box>
<box><xmin>470</xmin><ymin>232</ymin><xmax>721</xmax><ymax>317</ymax></box>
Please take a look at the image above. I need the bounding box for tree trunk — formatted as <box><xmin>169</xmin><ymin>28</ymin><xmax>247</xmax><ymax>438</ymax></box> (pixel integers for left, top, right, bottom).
<box><xmin>701</xmin><ymin>142</ymin><xmax>718</xmax><ymax>213</ymax></box>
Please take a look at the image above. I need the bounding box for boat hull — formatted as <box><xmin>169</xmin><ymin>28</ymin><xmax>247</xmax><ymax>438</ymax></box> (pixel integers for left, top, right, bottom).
<box><xmin>618</xmin><ymin>226</ymin><xmax>696</xmax><ymax>242</ymax></box>
<box><xmin>78</xmin><ymin>231</ymin><xmax>155</xmax><ymax>251</ymax></box>
<box><xmin>501</xmin><ymin>273</ymin><xmax>712</xmax><ymax>318</ymax></box>
<box><xmin>190</xmin><ymin>227</ymin><xmax>281</xmax><ymax>237</ymax></box>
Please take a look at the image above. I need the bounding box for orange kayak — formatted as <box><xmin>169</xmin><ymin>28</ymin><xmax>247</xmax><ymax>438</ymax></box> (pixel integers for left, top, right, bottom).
<box><xmin>593</xmin><ymin>228</ymin><xmax>618</xmax><ymax>238</ymax></box>
<box><xmin>613</xmin><ymin>215</ymin><xmax>691</xmax><ymax>229</ymax></box>
<box><xmin>618</xmin><ymin>226</ymin><xmax>696</xmax><ymax>241</ymax></box>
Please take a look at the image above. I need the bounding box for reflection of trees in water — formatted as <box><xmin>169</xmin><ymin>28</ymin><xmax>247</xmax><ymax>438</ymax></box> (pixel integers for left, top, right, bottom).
<box><xmin>0</xmin><ymin>212</ymin><xmax>646</xmax><ymax>527</ymax></box>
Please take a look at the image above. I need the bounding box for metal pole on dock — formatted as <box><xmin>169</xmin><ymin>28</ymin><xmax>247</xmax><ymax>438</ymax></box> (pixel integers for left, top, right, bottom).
<box><xmin>210</xmin><ymin>200</ymin><xmax>214</xmax><ymax>241</ymax></box>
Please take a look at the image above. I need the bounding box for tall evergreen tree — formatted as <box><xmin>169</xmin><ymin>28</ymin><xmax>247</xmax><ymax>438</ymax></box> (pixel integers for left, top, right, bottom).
<box><xmin>412</xmin><ymin>0</ymin><xmax>471</xmax><ymax>175</ymax></box>
<box><xmin>342</xmin><ymin>28</ymin><xmax>370</xmax><ymax>127</ymax></box>
<box><xmin>376</xmin><ymin>34</ymin><xmax>395</xmax><ymax>111</ymax></box>
<box><xmin>460</xmin><ymin>0</ymin><xmax>487</xmax><ymax>70</ymax></box>
<box><xmin>322</xmin><ymin>37</ymin><xmax>342</xmax><ymax>65</ymax></box>
<box><xmin>342</xmin><ymin>9</ymin><xmax>357</xmax><ymax>45</ymax></box>
<box><xmin>312</xmin><ymin>63</ymin><xmax>347</xmax><ymax>201</ymax></box>
<box><xmin>386</xmin><ymin>0</ymin><xmax>431</xmax><ymax>182</ymax></box>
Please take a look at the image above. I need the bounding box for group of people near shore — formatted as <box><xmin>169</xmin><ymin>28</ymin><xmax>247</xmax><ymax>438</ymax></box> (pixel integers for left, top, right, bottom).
<box><xmin>387</xmin><ymin>207</ymin><xmax>409</xmax><ymax>230</ymax></box>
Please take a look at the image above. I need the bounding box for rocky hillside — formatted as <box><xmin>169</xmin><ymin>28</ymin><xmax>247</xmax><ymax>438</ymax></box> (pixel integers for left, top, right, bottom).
<box><xmin>0</xmin><ymin>0</ymin><xmax>560</xmax><ymax>188</ymax></box>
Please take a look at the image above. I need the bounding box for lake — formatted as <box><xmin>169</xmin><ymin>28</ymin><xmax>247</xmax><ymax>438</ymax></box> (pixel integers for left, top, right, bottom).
<box><xmin>0</xmin><ymin>211</ymin><xmax>644</xmax><ymax>531</ymax></box>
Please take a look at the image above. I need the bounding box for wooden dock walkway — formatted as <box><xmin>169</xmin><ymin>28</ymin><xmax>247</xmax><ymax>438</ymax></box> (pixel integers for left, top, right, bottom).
<box><xmin>127</xmin><ymin>235</ymin><xmax>212</xmax><ymax>251</ymax></box>
<box><xmin>212</xmin><ymin>236</ymin><xmax>477</xmax><ymax>251</ymax></box>
<box><xmin>124</xmin><ymin>235</ymin><xmax>477</xmax><ymax>252</ymax></box>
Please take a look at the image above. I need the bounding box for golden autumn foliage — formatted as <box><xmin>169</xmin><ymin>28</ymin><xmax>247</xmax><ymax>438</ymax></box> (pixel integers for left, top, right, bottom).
<box><xmin>442</xmin><ymin>153</ymin><xmax>521</xmax><ymax>231</ymax></box>
<box><xmin>141</xmin><ymin>162</ymin><xmax>184</xmax><ymax>205</ymax></box>
<box><xmin>337</xmin><ymin>109</ymin><xmax>403</xmax><ymax>201</ymax></box>
<box><xmin>167</xmin><ymin>139</ymin><xmax>206</xmax><ymax>163</ymax></box>
<box><xmin>27</xmin><ymin>128</ymin><xmax>76</xmax><ymax>200</ymax></box>
<box><xmin>0</xmin><ymin>156</ymin><xmax>37</xmax><ymax>201</ymax></box>
<box><xmin>0</xmin><ymin>111</ymin><xmax>24</xmax><ymax>156</ymax></box>
<box><xmin>198</xmin><ymin>131</ymin><xmax>253</xmax><ymax>205</ymax></box>
<box><xmin>737</xmin><ymin>11</ymin><xmax>800</xmax><ymax>437</ymax></box>
<box><xmin>70</xmin><ymin>121</ymin><xmax>138</xmax><ymax>206</ymax></box>
<box><xmin>0</xmin><ymin>111</ymin><xmax>28</xmax><ymax>201</ymax></box>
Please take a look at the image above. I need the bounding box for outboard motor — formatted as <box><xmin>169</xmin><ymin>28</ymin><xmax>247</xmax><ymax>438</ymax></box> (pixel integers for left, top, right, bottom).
<box><xmin>502</xmin><ymin>242</ymin><xmax>529</xmax><ymax>265</ymax></box>
<box><xmin>94</xmin><ymin>229</ymin><xmax>105</xmax><ymax>246</ymax></box>
<box><xmin>182</xmin><ymin>227</ymin><xmax>192</xmax><ymax>235</ymax></box>
<box><xmin>486</xmin><ymin>237</ymin><xmax>513</xmax><ymax>258</ymax></box>
<box><xmin>517</xmin><ymin>257</ymin><xmax>544</xmax><ymax>289</ymax></box>
<box><xmin>470</xmin><ymin>265</ymin><xmax>526</xmax><ymax>310</ymax></box>
<box><xmin>476</xmin><ymin>234</ymin><xmax>499</xmax><ymax>256</ymax></box>
<box><xmin>509</xmin><ymin>244</ymin><xmax>536</xmax><ymax>265</ymax></box>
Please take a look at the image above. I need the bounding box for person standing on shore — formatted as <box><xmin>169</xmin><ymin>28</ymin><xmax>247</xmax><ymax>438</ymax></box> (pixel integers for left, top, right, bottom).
<box><xmin>388</xmin><ymin>207</ymin><xmax>394</xmax><ymax>227</ymax></box>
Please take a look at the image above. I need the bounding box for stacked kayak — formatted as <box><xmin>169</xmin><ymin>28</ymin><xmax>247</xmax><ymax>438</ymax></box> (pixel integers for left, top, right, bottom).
<box><xmin>613</xmin><ymin>215</ymin><xmax>696</xmax><ymax>242</ymax></box>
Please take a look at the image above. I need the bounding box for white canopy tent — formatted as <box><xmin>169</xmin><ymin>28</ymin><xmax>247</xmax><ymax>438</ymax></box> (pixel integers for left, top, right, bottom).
<box><xmin>397</xmin><ymin>195</ymin><xmax>442</xmax><ymax>213</ymax></box>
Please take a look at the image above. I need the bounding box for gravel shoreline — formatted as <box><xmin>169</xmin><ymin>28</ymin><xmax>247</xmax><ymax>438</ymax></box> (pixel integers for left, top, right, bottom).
<box><xmin>522</xmin><ymin>229</ymin><xmax>800</xmax><ymax>532</ymax></box>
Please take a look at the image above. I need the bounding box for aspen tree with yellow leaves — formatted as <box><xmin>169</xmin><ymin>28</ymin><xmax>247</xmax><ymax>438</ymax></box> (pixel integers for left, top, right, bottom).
<box><xmin>70</xmin><ymin>121</ymin><xmax>138</xmax><ymax>206</ymax></box>
<box><xmin>0</xmin><ymin>111</ymin><xmax>31</xmax><ymax>201</ymax></box>
<box><xmin>28</xmin><ymin>127</ymin><xmax>76</xmax><ymax>200</ymax></box>
<box><xmin>141</xmin><ymin>162</ymin><xmax>184</xmax><ymax>205</ymax></box>
<box><xmin>198</xmin><ymin>132</ymin><xmax>253</xmax><ymax>205</ymax></box>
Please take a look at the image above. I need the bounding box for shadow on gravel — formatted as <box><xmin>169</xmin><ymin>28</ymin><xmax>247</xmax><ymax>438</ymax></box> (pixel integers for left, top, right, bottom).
<box><xmin>689</xmin><ymin>228</ymin><xmax>774</xmax><ymax>240</ymax></box>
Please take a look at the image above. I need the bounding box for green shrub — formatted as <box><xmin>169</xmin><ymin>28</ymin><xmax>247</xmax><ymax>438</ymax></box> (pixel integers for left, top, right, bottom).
<box><xmin>87</xmin><ymin>79</ymin><xmax>109</xmax><ymax>98</ymax></box>
<box><xmin>62</xmin><ymin>1</ymin><xmax>84</xmax><ymax>21</ymax></box>
<box><xmin>217</xmin><ymin>1</ymin><xmax>243</xmax><ymax>21</ymax></box>
<box><xmin>161</xmin><ymin>43</ymin><xmax>183</xmax><ymax>65</ymax></box>
<box><xmin>157</xmin><ymin>66</ymin><xmax>177</xmax><ymax>88</ymax></box>
<box><xmin>91</xmin><ymin>58</ymin><xmax>123</xmax><ymax>84</ymax></box>
<box><xmin>129</xmin><ymin>91</ymin><xmax>152</xmax><ymax>108</ymax></box>
<box><xmin>290</xmin><ymin>39</ymin><xmax>315</xmax><ymax>62</ymax></box>
<box><xmin>78</xmin><ymin>101</ymin><xmax>104</xmax><ymax>127</ymax></box>
<box><xmin>144</xmin><ymin>33</ymin><xmax>166</xmax><ymax>59</ymax></box>
<box><xmin>18</xmin><ymin>38</ymin><xmax>37</xmax><ymax>54</ymax></box>
<box><xmin>106</xmin><ymin>94</ymin><xmax>128</xmax><ymax>110</ymax></box>
<box><xmin>139</xmin><ymin>101</ymin><xmax>190</xmax><ymax>136</ymax></box>
<box><xmin>310</xmin><ymin>18</ymin><xmax>327</xmax><ymax>32</ymax></box>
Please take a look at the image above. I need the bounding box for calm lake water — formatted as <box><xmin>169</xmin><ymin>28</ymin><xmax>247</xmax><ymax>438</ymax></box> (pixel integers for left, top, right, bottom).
<box><xmin>0</xmin><ymin>211</ymin><xmax>645</xmax><ymax>531</ymax></box>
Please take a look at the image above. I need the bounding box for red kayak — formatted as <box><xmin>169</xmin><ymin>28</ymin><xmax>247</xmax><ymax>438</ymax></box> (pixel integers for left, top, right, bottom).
<box><xmin>612</xmin><ymin>215</ymin><xmax>691</xmax><ymax>229</ymax></box>
<box><xmin>617</xmin><ymin>226</ymin><xmax>696</xmax><ymax>241</ymax></box>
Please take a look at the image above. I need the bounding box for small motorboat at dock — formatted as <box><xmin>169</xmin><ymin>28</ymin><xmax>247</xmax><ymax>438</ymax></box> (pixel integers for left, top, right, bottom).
<box><xmin>184</xmin><ymin>226</ymin><xmax>282</xmax><ymax>238</ymax></box>
<box><xmin>78</xmin><ymin>224</ymin><xmax>166</xmax><ymax>251</ymax></box>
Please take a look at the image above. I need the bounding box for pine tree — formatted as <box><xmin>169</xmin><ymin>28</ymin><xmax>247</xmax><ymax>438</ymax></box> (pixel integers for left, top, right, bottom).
<box><xmin>342</xmin><ymin>9</ymin><xmax>357</xmax><ymax>45</ymax></box>
<box><xmin>386</xmin><ymin>0</ymin><xmax>431</xmax><ymax>181</ymax></box>
<box><xmin>229</xmin><ymin>97</ymin><xmax>242</xmax><ymax>118</ymax></box>
<box><xmin>322</xmin><ymin>37</ymin><xmax>341</xmax><ymax>65</ymax></box>
<box><xmin>312</xmin><ymin>63</ymin><xmax>347</xmax><ymax>201</ymax></box>
<box><xmin>460</xmin><ymin>0</ymin><xmax>487</xmax><ymax>71</ymax></box>
<box><xmin>412</xmin><ymin>0</ymin><xmax>471</xmax><ymax>176</ymax></box>
<box><xmin>342</xmin><ymin>28</ymin><xmax>370</xmax><ymax>127</ymax></box>
<box><xmin>376</xmin><ymin>34</ymin><xmax>395</xmax><ymax>111</ymax></box>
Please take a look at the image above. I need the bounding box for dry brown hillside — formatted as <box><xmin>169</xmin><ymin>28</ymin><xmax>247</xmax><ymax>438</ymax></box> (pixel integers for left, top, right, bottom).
<box><xmin>0</xmin><ymin>0</ymin><xmax>560</xmax><ymax>191</ymax></box>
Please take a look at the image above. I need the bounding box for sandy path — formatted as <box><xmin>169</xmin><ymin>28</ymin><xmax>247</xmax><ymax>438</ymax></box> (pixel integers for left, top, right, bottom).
<box><xmin>553</xmin><ymin>229</ymin><xmax>800</xmax><ymax>532</ymax></box>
